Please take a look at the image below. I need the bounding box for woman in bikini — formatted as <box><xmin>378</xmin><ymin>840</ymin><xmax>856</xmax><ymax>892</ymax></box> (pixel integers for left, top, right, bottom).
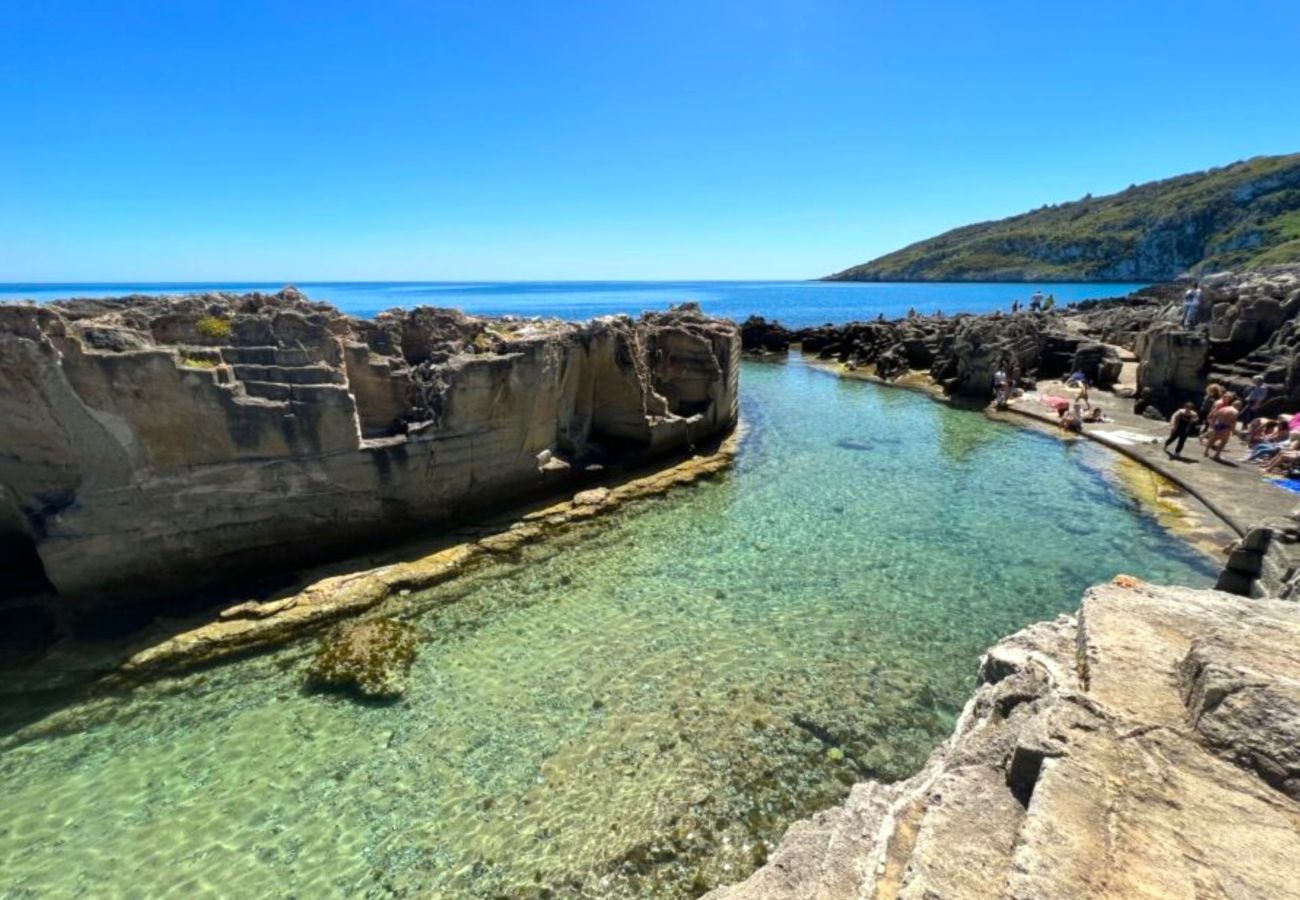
<box><xmin>1204</xmin><ymin>400</ymin><xmax>1240</xmax><ymax>460</ymax></box>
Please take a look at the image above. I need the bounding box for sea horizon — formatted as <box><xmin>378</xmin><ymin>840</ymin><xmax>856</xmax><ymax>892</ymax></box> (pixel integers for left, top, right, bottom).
<box><xmin>0</xmin><ymin>279</ymin><xmax>1149</xmax><ymax>329</ymax></box>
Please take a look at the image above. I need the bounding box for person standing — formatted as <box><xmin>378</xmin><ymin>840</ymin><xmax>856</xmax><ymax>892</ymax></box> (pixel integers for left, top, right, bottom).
<box><xmin>1204</xmin><ymin>400</ymin><xmax>1241</xmax><ymax>460</ymax></box>
<box><xmin>1164</xmin><ymin>403</ymin><xmax>1199</xmax><ymax>458</ymax></box>
<box><xmin>1029</xmin><ymin>290</ymin><xmax>1044</xmax><ymax>312</ymax></box>
<box><xmin>1182</xmin><ymin>284</ymin><xmax>1198</xmax><ymax>327</ymax></box>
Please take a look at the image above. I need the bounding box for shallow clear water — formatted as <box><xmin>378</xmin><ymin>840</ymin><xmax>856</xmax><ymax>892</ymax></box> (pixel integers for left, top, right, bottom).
<box><xmin>0</xmin><ymin>358</ymin><xmax>1213</xmax><ymax>899</ymax></box>
<box><xmin>0</xmin><ymin>279</ymin><xmax>1148</xmax><ymax>327</ymax></box>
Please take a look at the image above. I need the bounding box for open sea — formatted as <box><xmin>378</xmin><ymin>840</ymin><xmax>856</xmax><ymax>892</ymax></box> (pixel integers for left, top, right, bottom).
<box><xmin>0</xmin><ymin>280</ymin><xmax>1148</xmax><ymax>328</ymax></box>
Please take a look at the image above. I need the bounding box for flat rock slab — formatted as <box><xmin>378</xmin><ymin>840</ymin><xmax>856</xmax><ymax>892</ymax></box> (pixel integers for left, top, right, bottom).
<box><xmin>710</xmin><ymin>579</ymin><xmax>1300</xmax><ymax>900</ymax></box>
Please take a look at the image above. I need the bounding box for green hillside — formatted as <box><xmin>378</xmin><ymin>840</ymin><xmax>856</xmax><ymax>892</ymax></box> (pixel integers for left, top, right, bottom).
<box><xmin>826</xmin><ymin>152</ymin><xmax>1300</xmax><ymax>282</ymax></box>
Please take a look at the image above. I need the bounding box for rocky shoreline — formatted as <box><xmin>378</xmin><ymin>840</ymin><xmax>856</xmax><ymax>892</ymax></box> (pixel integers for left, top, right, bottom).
<box><xmin>715</xmin><ymin>268</ymin><xmax>1300</xmax><ymax>898</ymax></box>
<box><xmin>708</xmin><ymin>577</ymin><xmax>1300</xmax><ymax>899</ymax></box>
<box><xmin>0</xmin><ymin>290</ymin><xmax>740</xmax><ymax>642</ymax></box>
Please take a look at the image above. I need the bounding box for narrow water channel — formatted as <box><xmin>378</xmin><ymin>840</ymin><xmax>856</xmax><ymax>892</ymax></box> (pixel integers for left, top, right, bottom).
<box><xmin>0</xmin><ymin>357</ymin><xmax>1216</xmax><ymax>899</ymax></box>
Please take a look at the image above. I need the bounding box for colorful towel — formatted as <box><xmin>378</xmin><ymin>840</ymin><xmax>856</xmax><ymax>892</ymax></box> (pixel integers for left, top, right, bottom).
<box><xmin>1268</xmin><ymin>478</ymin><xmax>1300</xmax><ymax>495</ymax></box>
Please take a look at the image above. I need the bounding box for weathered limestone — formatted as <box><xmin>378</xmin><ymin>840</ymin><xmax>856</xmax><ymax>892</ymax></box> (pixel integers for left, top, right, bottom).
<box><xmin>709</xmin><ymin>579</ymin><xmax>1300</xmax><ymax>899</ymax></box>
<box><xmin>0</xmin><ymin>290</ymin><xmax>739</xmax><ymax>606</ymax></box>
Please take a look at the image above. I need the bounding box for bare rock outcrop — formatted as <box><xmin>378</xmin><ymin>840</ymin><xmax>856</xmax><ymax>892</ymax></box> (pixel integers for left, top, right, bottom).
<box><xmin>709</xmin><ymin>579</ymin><xmax>1300</xmax><ymax>899</ymax></box>
<box><xmin>0</xmin><ymin>290</ymin><xmax>739</xmax><ymax>606</ymax></box>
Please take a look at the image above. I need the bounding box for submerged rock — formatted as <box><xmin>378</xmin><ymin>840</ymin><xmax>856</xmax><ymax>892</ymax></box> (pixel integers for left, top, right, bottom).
<box><xmin>307</xmin><ymin>618</ymin><xmax>420</xmax><ymax>699</ymax></box>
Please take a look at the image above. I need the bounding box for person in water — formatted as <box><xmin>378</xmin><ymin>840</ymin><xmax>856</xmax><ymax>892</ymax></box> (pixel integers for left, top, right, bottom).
<box><xmin>1203</xmin><ymin>399</ymin><xmax>1241</xmax><ymax>460</ymax></box>
<box><xmin>1164</xmin><ymin>402</ymin><xmax>1199</xmax><ymax>458</ymax></box>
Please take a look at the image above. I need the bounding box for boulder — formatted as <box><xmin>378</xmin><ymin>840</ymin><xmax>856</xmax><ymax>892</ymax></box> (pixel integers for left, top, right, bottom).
<box><xmin>1070</xmin><ymin>341</ymin><xmax>1123</xmax><ymax>388</ymax></box>
<box><xmin>307</xmin><ymin>617</ymin><xmax>420</xmax><ymax>699</ymax></box>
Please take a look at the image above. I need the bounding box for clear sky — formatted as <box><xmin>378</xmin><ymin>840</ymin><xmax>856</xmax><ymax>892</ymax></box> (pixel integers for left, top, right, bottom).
<box><xmin>2</xmin><ymin>0</ymin><xmax>1298</xmax><ymax>282</ymax></box>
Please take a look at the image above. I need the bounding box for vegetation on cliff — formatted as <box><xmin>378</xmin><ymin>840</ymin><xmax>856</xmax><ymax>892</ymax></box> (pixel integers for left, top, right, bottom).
<box><xmin>826</xmin><ymin>152</ymin><xmax>1300</xmax><ymax>282</ymax></box>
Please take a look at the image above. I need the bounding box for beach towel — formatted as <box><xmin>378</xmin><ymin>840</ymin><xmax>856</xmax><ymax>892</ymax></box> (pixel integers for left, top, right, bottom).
<box><xmin>1269</xmin><ymin>478</ymin><xmax>1300</xmax><ymax>495</ymax></box>
<box><xmin>1089</xmin><ymin>429</ymin><xmax>1154</xmax><ymax>447</ymax></box>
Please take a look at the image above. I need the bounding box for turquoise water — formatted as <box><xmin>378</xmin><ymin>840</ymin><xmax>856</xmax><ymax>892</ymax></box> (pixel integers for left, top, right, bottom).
<box><xmin>0</xmin><ymin>280</ymin><xmax>1148</xmax><ymax>328</ymax></box>
<box><xmin>0</xmin><ymin>358</ymin><xmax>1212</xmax><ymax>899</ymax></box>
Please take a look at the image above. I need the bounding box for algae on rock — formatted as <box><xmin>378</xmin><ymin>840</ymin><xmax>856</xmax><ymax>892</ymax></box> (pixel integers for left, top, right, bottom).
<box><xmin>308</xmin><ymin>618</ymin><xmax>420</xmax><ymax>699</ymax></box>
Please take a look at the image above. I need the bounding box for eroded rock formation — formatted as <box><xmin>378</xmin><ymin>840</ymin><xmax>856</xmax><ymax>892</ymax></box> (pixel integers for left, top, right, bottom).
<box><xmin>709</xmin><ymin>578</ymin><xmax>1300</xmax><ymax>899</ymax></box>
<box><xmin>0</xmin><ymin>290</ymin><xmax>739</xmax><ymax>605</ymax></box>
<box><xmin>743</xmin><ymin>266</ymin><xmax>1300</xmax><ymax>414</ymax></box>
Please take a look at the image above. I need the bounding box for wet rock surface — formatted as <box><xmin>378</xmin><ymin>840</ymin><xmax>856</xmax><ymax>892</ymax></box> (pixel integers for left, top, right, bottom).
<box><xmin>0</xmin><ymin>289</ymin><xmax>739</xmax><ymax>607</ymax></box>
<box><xmin>709</xmin><ymin>579</ymin><xmax>1300</xmax><ymax>899</ymax></box>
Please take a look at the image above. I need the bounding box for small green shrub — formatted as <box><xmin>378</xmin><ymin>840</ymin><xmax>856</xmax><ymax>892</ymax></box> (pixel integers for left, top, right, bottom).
<box><xmin>179</xmin><ymin>353</ymin><xmax>217</xmax><ymax>369</ymax></box>
<box><xmin>195</xmin><ymin>315</ymin><xmax>233</xmax><ymax>340</ymax></box>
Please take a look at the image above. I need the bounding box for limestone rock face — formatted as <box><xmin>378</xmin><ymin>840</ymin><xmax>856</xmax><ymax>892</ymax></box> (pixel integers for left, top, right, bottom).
<box><xmin>709</xmin><ymin>580</ymin><xmax>1300</xmax><ymax>900</ymax></box>
<box><xmin>307</xmin><ymin>617</ymin><xmax>419</xmax><ymax>699</ymax></box>
<box><xmin>0</xmin><ymin>291</ymin><xmax>739</xmax><ymax>605</ymax></box>
<box><xmin>1135</xmin><ymin>323</ymin><xmax>1209</xmax><ymax>401</ymax></box>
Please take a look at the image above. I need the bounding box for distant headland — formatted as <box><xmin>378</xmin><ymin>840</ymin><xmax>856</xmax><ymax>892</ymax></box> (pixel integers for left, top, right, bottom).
<box><xmin>825</xmin><ymin>152</ymin><xmax>1300</xmax><ymax>283</ymax></box>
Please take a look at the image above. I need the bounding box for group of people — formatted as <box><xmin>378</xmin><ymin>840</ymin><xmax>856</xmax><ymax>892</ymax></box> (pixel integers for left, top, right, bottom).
<box><xmin>1010</xmin><ymin>289</ymin><xmax>1056</xmax><ymax>315</ymax></box>
<box><xmin>1164</xmin><ymin>376</ymin><xmax>1296</xmax><ymax>476</ymax></box>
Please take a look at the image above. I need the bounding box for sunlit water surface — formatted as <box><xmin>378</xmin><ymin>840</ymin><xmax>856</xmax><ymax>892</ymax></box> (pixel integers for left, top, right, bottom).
<box><xmin>0</xmin><ymin>359</ymin><xmax>1214</xmax><ymax>899</ymax></box>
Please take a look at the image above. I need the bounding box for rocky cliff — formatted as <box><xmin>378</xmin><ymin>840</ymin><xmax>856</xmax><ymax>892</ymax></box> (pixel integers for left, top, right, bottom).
<box><xmin>0</xmin><ymin>290</ymin><xmax>739</xmax><ymax>607</ymax></box>
<box><xmin>709</xmin><ymin>578</ymin><xmax>1300</xmax><ymax>899</ymax></box>
<box><xmin>826</xmin><ymin>153</ymin><xmax>1300</xmax><ymax>282</ymax></box>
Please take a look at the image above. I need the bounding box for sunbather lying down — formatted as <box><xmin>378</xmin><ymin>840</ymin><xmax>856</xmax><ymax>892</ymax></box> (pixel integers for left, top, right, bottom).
<box><xmin>1263</xmin><ymin>448</ymin><xmax>1300</xmax><ymax>476</ymax></box>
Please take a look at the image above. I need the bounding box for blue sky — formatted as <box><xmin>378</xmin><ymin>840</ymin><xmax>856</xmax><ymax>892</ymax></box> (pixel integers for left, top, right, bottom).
<box><xmin>2</xmin><ymin>1</ymin><xmax>1298</xmax><ymax>281</ymax></box>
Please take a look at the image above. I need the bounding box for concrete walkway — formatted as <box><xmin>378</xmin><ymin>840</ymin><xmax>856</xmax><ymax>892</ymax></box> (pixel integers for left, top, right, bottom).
<box><xmin>1002</xmin><ymin>378</ymin><xmax>1297</xmax><ymax>539</ymax></box>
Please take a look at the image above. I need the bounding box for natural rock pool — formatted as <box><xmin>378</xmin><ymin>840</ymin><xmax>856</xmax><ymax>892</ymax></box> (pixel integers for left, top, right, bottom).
<box><xmin>0</xmin><ymin>357</ymin><xmax>1216</xmax><ymax>899</ymax></box>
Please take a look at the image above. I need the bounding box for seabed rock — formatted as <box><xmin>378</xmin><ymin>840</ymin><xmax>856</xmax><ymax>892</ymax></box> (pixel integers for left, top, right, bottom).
<box><xmin>307</xmin><ymin>617</ymin><xmax>420</xmax><ymax>699</ymax></box>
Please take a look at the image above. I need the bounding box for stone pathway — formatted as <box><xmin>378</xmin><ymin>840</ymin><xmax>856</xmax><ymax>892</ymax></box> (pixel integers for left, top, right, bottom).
<box><xmin>1004</xmin><ymin>378</ymin><xmax>1296</xmax><ymax>537</ymax></box>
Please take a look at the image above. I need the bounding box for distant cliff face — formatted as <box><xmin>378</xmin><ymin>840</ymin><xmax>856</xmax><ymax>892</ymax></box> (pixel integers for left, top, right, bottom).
<box><xmin>0</xmin><ymin>291</ymin><xmax>739</xmax><ymax>604</ymax></box>
<box><xmin>826</xmin><ymin>152</ymin><xmax>1300</xmax><ymax>282</ymax></box>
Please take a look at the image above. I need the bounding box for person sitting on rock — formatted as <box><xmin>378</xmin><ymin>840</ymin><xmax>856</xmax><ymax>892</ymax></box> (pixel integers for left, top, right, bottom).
<box><xmin>1164</xmin><ymin>403</ymin><xmax>1199</xmax><ymax>458</ymax></box>
<box><xmin>1261</xmin><ymin>437</ymin><xmax>1300</xmax><ymax>476</ymax></box>
<box><xmin>1246</xmin><ymin>416</ymin><xmax>1287</xmax><ymax>447</ymax></box>
<box><xmin>1241</xmin><ymin>432</ymin><xmax>1297</xmax><ymax>464</ymax></box>
<box><xmin>1059</xmin><ymin>397</ymin><xmax>1085</xmax><ymax>433</ymax></box>
<box><xmin>1204</xmin><ymin>399</ymin><xmax>1241</xmax><ymax>460</ymax></box>
<box><xmin>1242</xmin><ymin>376</ymin><xmax>1269</xmax><ymax>426</ymax></box>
